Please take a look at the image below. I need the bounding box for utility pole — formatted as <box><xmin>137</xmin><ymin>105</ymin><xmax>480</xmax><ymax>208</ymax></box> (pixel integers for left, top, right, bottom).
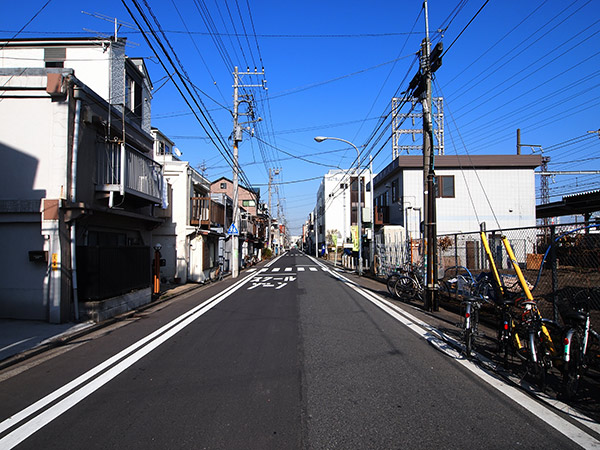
<box><xmin>420</xmin><ymin>0</ymin><xmax>442</xmax><ymax>311</ymax></box>
<box><xmin>230</xmin><ymin>66</ymin><xmax>266</xmax><ymax>278</ymax></box>
<box><xmin>231</xmin><ymin>67</ymin><xmax>241</xmax><ymax>279</ymax></box>
<box><xmin>370</xmin><ymin>155</ymin><xmax>375</xmax><ymax>274</ymax></box>
<box><xmin>268</xmin><ymin>168</ymin><xmax>280</xmax><ymax>250</ymax></box>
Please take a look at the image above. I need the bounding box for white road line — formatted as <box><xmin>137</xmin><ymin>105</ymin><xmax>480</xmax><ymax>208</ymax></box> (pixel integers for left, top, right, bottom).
<box><xmin>324</xmin><ymin>266</ymin><xmax>600</xmax><ymax>449</ymax></box>
<box><xmin>0</xmin><ymin>270</ymin><xmax>263</xmax><ymax>449</ymax></box>
<box><xmin>284</xmin><ymin>267</ymin><xmax>293</xmax><ymax>272</ymax></box>
<box><xmin>309</xmin><ymin>267</ymin><xmax>318</xmax><ymax>272</ymax></box>
<box><xmin>298</xmin><ymin>267</ymin><xmax>305</xmax><ymax>272</ymax></box>
<box><xmin>272</xmin><ymin>268</ymin><xmax>281</xmax><ymax>272</ymax></box>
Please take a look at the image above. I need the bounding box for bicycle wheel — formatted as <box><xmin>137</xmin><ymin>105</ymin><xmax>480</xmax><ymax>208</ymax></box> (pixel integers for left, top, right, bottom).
<box><xmin>394</xmin><ymin>276</ymin><xmax>416</xmax><ymax>302</ymax></box>
<box><xmin>524</xmin><ymin>329</ymin><xmax>547</xmax><ymax>388</ymax></box>
<box><xmin>563</xmin><ymin>330</ymin><xmax>584</xmax><ymax>400</ymax></box>
<box><xmin>464</xmin><ymin>327</ymin><xmax>473</xmax><ymax>356</ymax></box>
<box><xmin>386</xmin><ymin>274</ymin><xmax>401</xmax><ymax>298</ymax></box>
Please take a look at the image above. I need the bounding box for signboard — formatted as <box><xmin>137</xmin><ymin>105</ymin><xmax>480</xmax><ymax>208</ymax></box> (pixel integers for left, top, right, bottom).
<box><xmin>351</xmin><ymin>226</ymin><xmax>359</xmax><ymax>252</ymax></box>
<box><xmin>227</xmin><ymin>223</ymin><xmax>239</xmax><ymax>236</ymax></box>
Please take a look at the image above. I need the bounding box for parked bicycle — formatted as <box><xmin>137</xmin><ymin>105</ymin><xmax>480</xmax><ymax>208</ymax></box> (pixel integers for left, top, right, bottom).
<box><xmin>439</xmin><ymin>266</ymin><xmax>496</xmax><ymax>356</ymax></box>
<box><xmin>385</xmin><ymin>265</ymin><xmax>406</xmax><ymax>298</ymax></box>
<box><xmin>560</xmin><ymin>289</ymin><xmax>600</xmax><ymax>399</ymax></box>
<box><xmin>393</xmin><ymin>263</ymin><xmax>425</xmax><ymax>303</ymax></box>
<box><xmin>209</xmin><ymin>256</ymin><xmax>225</xmax><ymax>282</ymax></box>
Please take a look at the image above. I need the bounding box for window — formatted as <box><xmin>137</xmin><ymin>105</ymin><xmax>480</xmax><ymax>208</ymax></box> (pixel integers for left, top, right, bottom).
<box><xmin>391</xmin><ymin>180</ymin><xmax>398</xmax><ymax>203</ymax></box>
<box><xmin>436</xmin><ymin>175</ymin><xmax>455</xmax><ymax>198</ymax></box>
<box><xmin>44</xmin><ymin>47</ymin><xmax>65</xmax><ymax>68</ymax></box>
<box><xmin>125</xmin><ymin>74</ymin><xmax>134</xmax><ymax>111</ymax></box>
<box><xmin>157</xmin><ymin>141</ymin><xmax>170</xmax><ymax>156</ymax></box>
<box><xmin>124</xmin><ymin>74</ymin><xmax>143</xmax><ymax>118</ymax></box>
<box><xmin>242</xmin><ymin>200</ymin><xmax>256</xmax><ymax>207</ymax></box>
<box><xmin>220</xmin><ymin>182</ymin><xmax>227</xmax><ymax>189</ymax></box>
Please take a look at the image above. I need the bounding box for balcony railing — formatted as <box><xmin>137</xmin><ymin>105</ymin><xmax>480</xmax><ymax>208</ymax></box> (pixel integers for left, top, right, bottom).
<box><xmin>97</xmin><ymin>142</ymin><xmax>162</xmax><ymax>203</ymax></box>
<box><xmin>191</xmin><ymin>197</ymin><xmax>225</xmax><ymax>228</ymax></box>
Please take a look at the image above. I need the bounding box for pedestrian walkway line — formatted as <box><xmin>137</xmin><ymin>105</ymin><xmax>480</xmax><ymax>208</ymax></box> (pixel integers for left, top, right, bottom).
<box><xmin>309</xmin><ymin>267</ymin><xmax>318</xmax><ymax>272</ymax></box>
<box><xmin>272</xmin><ymin>268</ymin><xmax>281</xmax><ymax>272</ymax></box>
<box><xmin>298</xmin><ymin>267</ymin><xmax>305</xmax><ymax>272</ymax></box>
<box><xmin>0</xmin><ymin>269</ymin><xmax>264</xmax><ymax>449</ymax></box>
<box><xmin>323</xmin><ymin>265</ymin><xmax>600</xmax><ymax>449</ymax></box>
<box><xmin>284</xmin><ymin>267</ymin><xmax>293</xmax><ymax>272</ymax></box>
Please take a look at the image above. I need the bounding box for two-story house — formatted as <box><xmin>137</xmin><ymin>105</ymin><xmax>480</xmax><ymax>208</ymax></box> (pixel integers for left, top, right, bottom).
<box><xmin>373</xmin><ymin>154</ymin><xmax>542</xmax><ymax>270</ymax></box>
<box><xmin>0</xmin><ymin>37</ymin><xmax>162</xmax><ymax>323</ymax></box>
<box><xmin>151</xmin><ymin>128</ymin><xmax>227</xmax><ymax>284</ymax></box>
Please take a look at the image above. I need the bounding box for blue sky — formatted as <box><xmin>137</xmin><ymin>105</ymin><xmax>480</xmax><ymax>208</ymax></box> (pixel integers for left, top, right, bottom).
<box><xmin>3</xmin><ymin>0</ymin><xmax>600</xmax><ymax>235</ymax></box>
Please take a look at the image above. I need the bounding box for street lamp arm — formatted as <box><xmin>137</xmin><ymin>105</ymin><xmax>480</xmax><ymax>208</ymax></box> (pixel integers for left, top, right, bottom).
<box><xmin>314</xmin><ymin>135</ymin><xmax>363</xmax><ymax>276</ymax></box>
<box><xmin>314</xmin><ymin>136</ymin><xmax>359</xmax><ymax>155</ymax></box>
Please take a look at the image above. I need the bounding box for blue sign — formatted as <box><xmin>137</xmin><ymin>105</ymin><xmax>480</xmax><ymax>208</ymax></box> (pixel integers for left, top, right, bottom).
<box><xmin>227</xmin><ymin>223</ymin><xmax>239</xmax><ymax>236</ymax></box>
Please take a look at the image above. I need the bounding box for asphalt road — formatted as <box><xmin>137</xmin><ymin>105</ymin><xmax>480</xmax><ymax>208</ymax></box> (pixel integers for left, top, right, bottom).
<box><xmin>0</xmin><ymin>250</ymin><xmax>598</xmax><ymax>449</ymax></box>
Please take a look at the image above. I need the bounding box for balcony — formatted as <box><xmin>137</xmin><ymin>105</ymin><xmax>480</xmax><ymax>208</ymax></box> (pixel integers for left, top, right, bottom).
<box><xmin>96</xmin><ymin>142</ymin><xmax>162</xmax><ymax>203</ymax></box>
<box><xmin>191</xmin><ymin>197</ymin><xmax>225</xmax><ymax>228</ymax></box>
<box><xmin>240</xmin><ymin>212</ymin><xmax>257</xmax><ymax>236</ymax></box>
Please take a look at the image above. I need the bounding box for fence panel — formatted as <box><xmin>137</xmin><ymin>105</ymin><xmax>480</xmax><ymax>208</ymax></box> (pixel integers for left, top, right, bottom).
<box><xmin>77</xmin><ymin>246</ymin><xmax>151</xmax><ymax>301</ymax></box>
<box><xmin>435</xmin><ymin>223</ymin><xmax>600</xmax><ymax>330</ymax></box>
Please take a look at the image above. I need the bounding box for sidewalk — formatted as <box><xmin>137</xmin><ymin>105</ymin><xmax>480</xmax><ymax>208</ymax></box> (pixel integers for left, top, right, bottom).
<box><xmin>0</xmin><ymin>281</ymin><xmax>204</xmax><ymax>368</ymax></box>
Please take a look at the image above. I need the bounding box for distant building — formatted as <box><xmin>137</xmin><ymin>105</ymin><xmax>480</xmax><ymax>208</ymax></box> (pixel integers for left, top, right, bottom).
<box><xmin>314</xmin><ymin>168</ymin><xmax>374</xmax><ymax>261</ymax></box>
<box><xmin>210</xmin><ymin>177</ymin><xmax>265</xmax><ymax>266</ymax></box>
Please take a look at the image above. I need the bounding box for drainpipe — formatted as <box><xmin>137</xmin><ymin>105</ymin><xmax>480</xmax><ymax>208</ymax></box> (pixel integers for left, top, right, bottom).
<box><xmin>70</xmin><ymin>98</ymin><xmax>81</xmax><ymax>321</ymax></box>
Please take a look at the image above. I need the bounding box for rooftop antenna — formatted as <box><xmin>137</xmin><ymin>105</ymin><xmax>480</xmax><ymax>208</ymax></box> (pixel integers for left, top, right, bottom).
<box><xmin>81</xmin><ymin>11</ymin><xmax>138</xmax><ymax>41</ymax></box>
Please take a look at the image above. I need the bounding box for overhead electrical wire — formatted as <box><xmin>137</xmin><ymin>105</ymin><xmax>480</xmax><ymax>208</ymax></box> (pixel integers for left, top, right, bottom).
<box><xmin>122</xmin><ymin>0</ymin><xmax>256</xmax><ymax>194</ymax></box>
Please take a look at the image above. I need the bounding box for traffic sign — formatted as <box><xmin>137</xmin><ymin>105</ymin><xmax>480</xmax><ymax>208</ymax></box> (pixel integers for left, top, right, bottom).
<box><xmin>227</xmin><ymin>223</ymin><xmax>239</xmax><ymax>236</ymax></box>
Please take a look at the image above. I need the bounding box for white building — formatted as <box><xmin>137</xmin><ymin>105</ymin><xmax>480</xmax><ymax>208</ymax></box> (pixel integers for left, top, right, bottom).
<box><xmin>373</xmin><ymin>154</ymin><xmax>542</xmax><ymax>270</ymax></box>
<box><xmin>374</xmin><ymin>154</ymin><xmax>542</xmax><ymax>236</ymax></box>
<box><xmin>151</xmin><ymin>129</ymin><xmax>224</xmax><ymax>284</ymax></box>
<box><xmin>315</xmin><ymin>168</ymin><xmax>374</xmax><ymax>260</ymax></box>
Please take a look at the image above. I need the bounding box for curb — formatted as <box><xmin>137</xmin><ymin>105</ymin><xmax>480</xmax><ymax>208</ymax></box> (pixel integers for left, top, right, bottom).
<box><xmin>0</xmin><ymin>281</ymin><xmax>208</xmax><ymax>372</ymax></box>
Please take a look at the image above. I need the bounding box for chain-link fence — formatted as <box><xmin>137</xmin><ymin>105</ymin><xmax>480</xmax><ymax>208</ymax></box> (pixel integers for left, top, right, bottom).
<box><xmin>437</xmin><ymin>222</ymin><xmax>600</xmax><ymax>331</ymax></box>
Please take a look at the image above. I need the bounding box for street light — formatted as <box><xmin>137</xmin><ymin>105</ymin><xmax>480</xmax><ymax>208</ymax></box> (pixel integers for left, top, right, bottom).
<box><xmin>314</xmin><ymin>136</ymin><xmax>363</xmax><ymax>275</ymax></box>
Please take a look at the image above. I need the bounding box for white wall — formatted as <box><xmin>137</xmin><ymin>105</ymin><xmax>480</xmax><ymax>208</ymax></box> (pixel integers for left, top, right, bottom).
<box><xmin>402</xmin><ymin>167</ymin><xmax>537</xmax><ymax>235</ymax></box>
<box><xmin>320</xmin><ymin>169</ymin><xmax>373</xmax><ymax>247</ymax></box>
<box><xmin>0</xmin><ymin>95</ymin><xmax>69</xmax><ymax>200</ymax></box>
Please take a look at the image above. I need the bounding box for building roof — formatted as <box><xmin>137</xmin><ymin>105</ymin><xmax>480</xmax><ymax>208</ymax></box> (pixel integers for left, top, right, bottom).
<box><xmin>374</xmin><ymin>154</ymin><xmax>542</xmax><ymax>186</ymax></box>
<box><xmin>537</xmin><ymin>190</ymin><xmax>600</xmax><ymax>218</ymax></box>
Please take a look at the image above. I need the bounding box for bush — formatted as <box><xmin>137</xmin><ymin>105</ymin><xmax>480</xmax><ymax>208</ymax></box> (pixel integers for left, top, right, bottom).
<box><xmin>263</xmin><ymin>248</ymin><xmax>273</xmax><ymax>259</ymax></box>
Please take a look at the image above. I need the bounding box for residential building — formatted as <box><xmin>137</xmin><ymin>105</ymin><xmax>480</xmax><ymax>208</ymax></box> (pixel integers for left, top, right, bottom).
<box><xmin>151</xmin><ymin>128</ymin><xmax>225</xmax><ymax>284</ymax></box>
<box><xmin>0</xmin><ymin>37</ymin><xmax>161</xmax><ymax>323</ymax></box>
<box><xmin>373</xmin><ymin>154</ymin><xmax>542</xmax><ymax>269</ymax></box>
<box><xmin>211</xmin><ymin>177</ymin><xmax>265</xmax><ymax>265</ymax></box>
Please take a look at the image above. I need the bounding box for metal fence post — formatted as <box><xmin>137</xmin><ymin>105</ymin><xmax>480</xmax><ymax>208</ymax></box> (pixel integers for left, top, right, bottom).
<box><xmin>550</xmin><ymin>224</ymin><xmax>559</xmax><ymax>324</ymax></box>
